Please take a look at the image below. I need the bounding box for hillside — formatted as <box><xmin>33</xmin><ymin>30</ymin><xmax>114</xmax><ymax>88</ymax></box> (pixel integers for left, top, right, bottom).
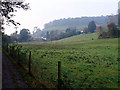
<box><xmin>43</xmin><ymin>15</ymin><xmax>118</xmax><ymax>32</ymax></box>
<box><xmin>20</xmin><ymin>33</ymin><xmax>118</xmax><ymax>88</ymax></box>
<box><xmin>57</xmin><ymin>33</ymin><xmax>98</xmax><ymax>42</ymax></box>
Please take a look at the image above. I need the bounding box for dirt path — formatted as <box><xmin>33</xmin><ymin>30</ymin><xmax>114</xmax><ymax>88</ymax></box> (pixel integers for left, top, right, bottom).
<box><xmin>2</xmin><ymin>51</ymin><xmax>28</xmax><ymax>89</ymax></box>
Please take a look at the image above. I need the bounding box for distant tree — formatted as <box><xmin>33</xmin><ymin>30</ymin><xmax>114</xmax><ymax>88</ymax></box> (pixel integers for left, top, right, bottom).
<box><xmin>46</xmin><ymin>31</ymin><xmax>50</xmax><ymax>40</ymax></box>
<box><xmin>76</xmin><ymin>31</ymin><xmax>81</xmax><ymax>35</ymax></box>
<box><xmin>2</xmin><ymin>33</ymin><xmax>12</xmax><ymax>44</ymax></box>
<box><xmin>10</xmin><ymin>31</ymin><xmax>19</xmax><ymax>42</ymax></box>
<box><xmin>97</xmin><ymin>25</ymin><xmax>103</xmax><ymax>32</ymax></box>
<box><xmin>83</xmin><ymin>27</ymin><xmax>89</xmax><ymax>34</ymax></box>
<box><xmin>19</xmin><ymin>29</ymin><xmax>31</xmax><ymax>42</ymax></box>
<box><xmin>88</xmin><ymin>21</ymin><xmax>96</xmax><ymax>33</ymax></box>
<box><xmin>49</xmin><ymin>31</ymin><xmax>54</xmax><ymax>40</ymax></box>
<box><xmin>97</xmin><ymin>25</ymin><xmax>104</xmax><ymax>35</ymax></box>
<box><xmin>55</xmin><ymin>30</ymin><xmax>59</xmax><ymax>35</ymax></box>
<box><xmin>107</xmin><ymin>22</ymin><xmax>118</xmax><ymax>37</ymax></box>
<box><xmin>72</xmin><ymin>28</ymin><xmax>77</xmax><ymax>35</ymax></box>
<box><xmin>66</xmin><ymin>28</ymin><xmax>71</xmax><ymax>32</ymax></box>
<box><xmin>33</xmin><ymin>27</ymin><xmax>41</xmax><ymax>38</ymax></box>
<box><xmin>98</xmin><ymin>22</ymin><xmax>119</xmax><ymax>39</ymax></box>
<box><xmin>0</xmin><ymin>0</ymin><xmax>30</xmax><ymax>31</ymax></box>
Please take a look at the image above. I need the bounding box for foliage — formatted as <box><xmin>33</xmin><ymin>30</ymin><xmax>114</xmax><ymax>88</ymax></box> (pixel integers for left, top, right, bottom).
<box><xmin>10</xmin><ymin>31</ymin><xmax>19</xmax><ymax>42</ymax></box>
<box><xmin>88</xmin><ymin>21</ymin><xmax>96</xmax><ymax>33</ymax></box>
<box><xmin>7</xmin><ymin>44</ymin><xmax>30</xmax><ymax>69</ymax></box>
<box><xmin>2</xmin><ymin>32</ymin><xmax>12</xmax><ymax>44</ymax></box>
<box><xmin>43</xmin><ymin>15</ymin><xmax>117</xmax><ymax>32</ymax></box>
<box><xmin>98</xmin><ymin>22</ymin><xmax>120</xmax><ymax>39</ymax></box>
<box><xmin>83</xmin><ymin>27</ymin><xmax>89</xmax><ymax>34</ymax></box>
<box><xmin>18</xmin><ymin>29</ymin><xmax>31</xmax><ymax>42</ymax></box>
<box><xmin>0</xmin><ymin>0</ymin><xmax>30</xmax><ymax>30</ymax></box>
<box><xmin>46</xmin><ymin>31</ymin><xmax>50</xmax><ymax>40</ymax></box>
<box><xmin>107</xmin><ymin>22</ymin><xmax>118</xmax><ymax>36</ymax></box>
<box><xmin>46</xmin><ymin>28</ymin><xmax>81</xmax><ymax>41</ymax></box>
<box><xmin>32</xmin><ymin>27</ymin><xmax>42</xmax><ymax>38</ymax></box>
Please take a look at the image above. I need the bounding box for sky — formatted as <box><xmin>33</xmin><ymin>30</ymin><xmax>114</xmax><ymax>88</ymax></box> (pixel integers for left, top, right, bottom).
<box><xmin>4</xmin><ymin>0</ymin><xmax>119</xmax><ymax>35</ymax></box>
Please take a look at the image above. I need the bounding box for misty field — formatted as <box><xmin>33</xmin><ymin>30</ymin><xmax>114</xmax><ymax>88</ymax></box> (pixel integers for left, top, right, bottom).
<box><xmin>17</xmin><ymin>33</ymin><xmax>118</xmax><ymax>88</ymax></box>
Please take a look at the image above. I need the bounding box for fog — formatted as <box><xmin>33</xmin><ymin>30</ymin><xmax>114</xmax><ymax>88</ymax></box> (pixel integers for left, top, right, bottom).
<box><xmin>4</xmin><ymin>0</ymin><xmax>119</xmax><ymax>35</ymax></box>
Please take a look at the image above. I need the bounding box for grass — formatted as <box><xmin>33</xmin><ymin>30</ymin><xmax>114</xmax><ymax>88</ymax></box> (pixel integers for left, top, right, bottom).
<box><xmin>13</xmin><ymin>33</ymin><xmax>118</xmax><ymax>88</ymax></box>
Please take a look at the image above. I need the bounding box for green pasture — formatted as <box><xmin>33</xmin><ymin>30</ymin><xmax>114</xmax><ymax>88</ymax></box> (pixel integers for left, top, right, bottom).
<box><xmin>20</xmin><ymin>33</ymin><xmax>118</xmax><ymax>88</ymax></box>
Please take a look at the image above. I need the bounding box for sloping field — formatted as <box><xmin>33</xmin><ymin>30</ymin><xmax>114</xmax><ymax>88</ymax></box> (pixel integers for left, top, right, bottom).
<box><xmin>20</xmin><ymin>33</ymin><xmax>118</xmax><ymax>88</ymax></box>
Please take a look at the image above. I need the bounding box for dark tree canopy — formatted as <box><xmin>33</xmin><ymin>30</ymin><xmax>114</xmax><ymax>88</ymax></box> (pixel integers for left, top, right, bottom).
<box><xmin>19</xmin><ymin>29</ymin><xmax>31</xmax><ymax>42</ymax></box>
<box><xmin>66</xmin><ymin>28</ymin><xmax>71</xmax><ymax>32</ymax></box>
<box><xmin>107</xmin><ymin>22</ymin><xmax>118</xmax><ymax>36</ymax></box>
<box><xmin>46</xmin><ymin>31</ymin><xmax>50</xmax><ymax>40</ymax></box>
<box><xmin>83</xmin><ymin>27</ymin><xmax>89</xmax><ymax>34</ymax></box>
<box><xmin>0</xmin><ymin>0</ymin><xmax>30</xmax><ymax>30</ymax></box>
<box><xmin>88</xmin><ymin>21</ymin><xmax>96</xmax><ymax>33</ymax></box>
<box><xmin>2</xmin><ymin>33</ymin><xmax>12</xmax><ymax>44</ymax></box>
<box><xmin>98</xmin><ymin>22</ymin><xmax>120</xmax><ymax>39</ymax></box>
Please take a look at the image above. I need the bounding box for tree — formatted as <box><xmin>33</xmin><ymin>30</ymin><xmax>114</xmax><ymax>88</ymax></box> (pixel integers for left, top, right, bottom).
<box><xmin>83</xmin><ymin>27</ymin><xmax>89</xmax><ymax>34</ymax></box>
<box><xmin>66</xmin><ymin>28</ymin><xmax>71</xmax><ymax>32</ymax></box>
<box><xmin>107</xmin><ymin>22</ymin><xmax>118</xmax><ymax>37</ymax></box>
<box><xmin>10</xmin><ymin>31</ymin><xmax>19</xmax><ymax>42</ymax></box>
<box><xmin>88</xmin><ymin>21</ymin><xmax>96</xmax><ymax>33</ymax></box>
<box><xmin>2</xmin><ymin>33</ymin><xmax>12</xmax><ymax>44</ymax></box>
<box><xmin>49</xmin><ymin>31</ymin><xmax>54</xmax><ymax>41</ymax></box>
<box><xmin>33</xmin><ymin>27</ymin><xmax>42</xmax><ymax>38</ymax></box>
<box><xmin>72</xmin><ymin>28</ymin><xmax>77</xmax><ymax>35</ymax></box>
<box><xmin>19</xmin><ymin>29</ymin><xmax>31</xmax><ymax>42</ymax></box>
<box><xmin>98</xmin><ymin>22</ymin><xmax>119</xmax><ymax>39</ymax></box>
<box><xmin>0</xmin><ymin>0</ymin><xmax>30</xmax><ymax>31</ymax></box>
<box><xmin>46</xmin><ymin>31</ymin><xmax>50</xmax><ymax>40</ymax></box>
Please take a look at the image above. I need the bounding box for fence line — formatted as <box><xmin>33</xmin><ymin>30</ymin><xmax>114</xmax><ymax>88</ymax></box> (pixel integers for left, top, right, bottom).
<box><xmin>29</xmin><ymin>51</ymin><xmax>32</xmax><ymax>75</ymax></box>
<box><xmin>4</xmin><ymin>43</ymin><xmax>63</xmax><ymax>88</ymax></box>
<box><xmin>58</xmin><ymin>61</ymin><xmax>61</xmax><ymax>89</ymax></box>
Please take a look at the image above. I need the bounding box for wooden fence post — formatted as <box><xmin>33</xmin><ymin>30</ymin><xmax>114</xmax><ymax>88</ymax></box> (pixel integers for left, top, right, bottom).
<box><xmin>6</xmin><ymin>43</ymin><xmax>8</xmax><ymax>52</ymax></box>
<box><xmin>58</xmin><ymin>61</ymin><xmax>61</xmax><ymax>89</ymax></box>
<box><xmin>12</xmin><ymin>47</ymin><xmax>13</xmax><ymax>57</ymax></box>
<box><xmin>17</xmin><ymin>48</ymin><xmax>20</xmax><ymax>64</ymax></box>
<box><xmin>29</xmin><ymin>51</ymin><xmax>31</xmax><ymax>75</ymax></box>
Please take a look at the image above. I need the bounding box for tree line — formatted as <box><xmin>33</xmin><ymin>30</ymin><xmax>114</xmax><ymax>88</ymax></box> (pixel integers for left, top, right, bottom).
<box><xmin>44</xmin><ymin>15</ymin><xmax>118</xmax><ymax>31</ymax></box>
<box><xmin>45</xmin><ymin>21</ymin><xmax>96</xmax><ymax>41</ymax></box>
<box><xmin>2</xmin><ymin>28</ymin><xmax>31</xmax><ymax>44</ymax></box>
<box><xmin>98</xmin><ymin>22</ymin><xmax>120</xmax><ymax>39</ymax></box>
<box><xmin>46</xmin><ymin>28</ymin><xmax>81</xmax><ymax>41</ymax></box>
<box><xmin>2</xmin><ymin>20</ymin><xmax>120</xmax><ymax>45</ymax></box>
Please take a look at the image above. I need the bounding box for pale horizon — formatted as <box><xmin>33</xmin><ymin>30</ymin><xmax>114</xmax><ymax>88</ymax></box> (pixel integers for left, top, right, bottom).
<box><xmin>4</xmin><ymin>0</ymin><xmax>119</xmax><ymax>35</ymax></box>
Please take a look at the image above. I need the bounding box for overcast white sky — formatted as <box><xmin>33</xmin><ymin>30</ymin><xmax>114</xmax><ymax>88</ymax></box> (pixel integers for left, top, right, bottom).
<box><xmin>4</xmin><ymin>0</ymin><xmax>119</xmax><ymax>35</ymax></box>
